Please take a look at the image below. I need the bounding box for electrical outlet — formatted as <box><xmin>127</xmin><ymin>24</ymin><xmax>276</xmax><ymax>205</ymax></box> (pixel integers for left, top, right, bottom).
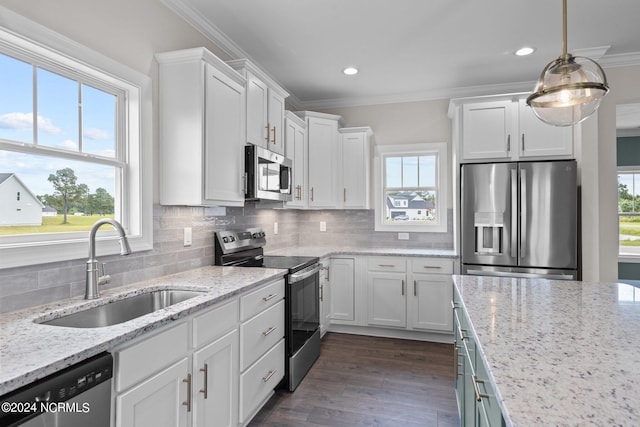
<box><xmin>183</xmin><ymin>227</ymin><xmax>192</xmax><ymax>246</ymax></box>
<box><xmin>320</xmin><ymin>221</ymin><xmax>327</xmax><ymax>232</ymax></box>
<box><xmin>274</xmin><ymin>222</ymin><xmax>279</xmax><ymax>235</ymax></box>
<box><xmin>398</xmin><ymin>232</ymin><xmax>409</xmax><ymax>240</ymax></box>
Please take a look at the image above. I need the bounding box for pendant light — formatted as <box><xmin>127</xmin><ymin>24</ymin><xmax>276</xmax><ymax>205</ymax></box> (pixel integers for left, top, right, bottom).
<box><xmin>526</xmin><ymin>0</ymin><xmax>609</xmax><ymax>127</ymax></box>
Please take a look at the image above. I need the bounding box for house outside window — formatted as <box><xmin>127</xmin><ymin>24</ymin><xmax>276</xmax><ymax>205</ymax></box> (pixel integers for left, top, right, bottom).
<box><xmin>374</xmin><ymin>143</ymin><xmax>448</xmax><ymax>232</ymax></box>
<box><xmin>618</xmin><ymin>170</ymin><xmax>640</xmax><ymax>257</ymax></box>
<box><xmin>0</xmin><ymin>17</ymin><xmax>152</xmax><ymax>268</ymax></box>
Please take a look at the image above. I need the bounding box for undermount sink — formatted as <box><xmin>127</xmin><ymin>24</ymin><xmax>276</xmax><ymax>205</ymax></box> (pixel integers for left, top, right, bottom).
<box><xmin>37</xmin><ymin>289</ymin><xmax>206</xmax><ymax>328</ymax></box>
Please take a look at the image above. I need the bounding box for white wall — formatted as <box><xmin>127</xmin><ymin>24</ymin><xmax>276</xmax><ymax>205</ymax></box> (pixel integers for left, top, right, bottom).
<box><xmin>581</xmin><ymin>65</ymin><xmax>640</xmax><ymax>282</ymax></box>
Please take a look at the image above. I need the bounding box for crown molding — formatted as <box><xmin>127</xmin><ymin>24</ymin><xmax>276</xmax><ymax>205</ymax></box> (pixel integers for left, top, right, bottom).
<box><xmin>160</xmin><ymin>0</ymin><xmax>248</xmax><ymax>60</ymax></box>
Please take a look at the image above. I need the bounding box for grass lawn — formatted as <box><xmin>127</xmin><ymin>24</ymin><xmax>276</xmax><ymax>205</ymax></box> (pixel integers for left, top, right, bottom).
<box><xmin>0</xmin><ymin>214</ymin><xmax>114</xmax><ymax>235</ymax></box>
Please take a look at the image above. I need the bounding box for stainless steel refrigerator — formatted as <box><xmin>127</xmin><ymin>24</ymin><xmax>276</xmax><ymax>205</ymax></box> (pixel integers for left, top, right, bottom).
<box><xmin>461</xmin><ymin>160</ymin><xmax>578</xmax><ymax>279</ymax></box>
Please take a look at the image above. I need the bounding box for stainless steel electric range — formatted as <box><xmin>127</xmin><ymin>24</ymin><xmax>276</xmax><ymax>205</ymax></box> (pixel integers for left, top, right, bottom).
<box><xmin>214</xmin><ymin>228</ymin><xmax>321</xmax><ymax>391</ymax></box>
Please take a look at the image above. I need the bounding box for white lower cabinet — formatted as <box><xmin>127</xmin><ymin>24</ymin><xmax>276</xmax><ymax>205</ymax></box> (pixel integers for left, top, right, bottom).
<box><xmin>367</xmin><ymin>271</ymin><xmax>407</xmax><ymax>328</ymax></box>
<box><xmin>409</xmin><ymin>258</ymin><xmax>454</xmax><ymax>332</ymax></box>
<box><xmin>113</xmin><ymin>278</ymin><xmax>285</xmax><ymax>427</ymax></box>
<box><xmin>329</xmin><ymin>257</ymin><xmax>356</xmax><ymax>323</ymax></box>
<box><xmin>238</xmin><ymin>280</ymin><xmax>285</xmax><ymax>425</ymax></box>
<box><xmin>193</xmin><ymin>329</ymin><xmax>238</xmax><ymax>427</ymax></box>
<box><xmin>117</xmin><ymin>357</ymin><xmax>190</xmax><ymax>427</ymax></box>
<box><xmin>364</xmin><ymin>256</ymin><xmax>453</xmax><ymax>334</ymax></box>
<box><xmin>319</xmin><ymin>257</ymin><xmax>331</xmax><ymax>336</ymax></box>
<box><xmin>239</xmin><ymin>340</ymin><xmax>284</xmax><ymax>423</ymax></box>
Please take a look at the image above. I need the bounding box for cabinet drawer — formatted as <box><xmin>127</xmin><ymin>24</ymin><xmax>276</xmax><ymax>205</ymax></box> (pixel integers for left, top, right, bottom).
<box><xmin>411</xmin><ymin>258</ymin><xmax>453</xmax><ymax>275</ymax></box>
<box><xmin>240</xmin><ymin>279</ymin><xmax>285</xmax><ymax>321</ymax></box>
<box><xmin>115</xmin><ymin>322</ymin><xmax>189</xmax><ymax>392</ymax></box>
<box><xmin>367</xmin><ymin>257</ymin><xmax>406</xmax><ymax>272</ymax></box>
<box><xmin>193</xmin><ymin>298</ymin><xmax>239</xmax><ymax>348</ymax></box>
<box><xmin>240</xmin><ymin>300</ymin><xmax>285</xmax><ymax>370</ymax></box>
<box><xmin>239</xmin><ymin>339</ymin><xmax>285</xmax><ymax>423</ymax></box>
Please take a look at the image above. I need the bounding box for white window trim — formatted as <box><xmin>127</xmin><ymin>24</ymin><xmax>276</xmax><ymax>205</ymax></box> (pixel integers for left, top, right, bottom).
<box><xmin>0</xmin><ymin>7</ymin><xmax>153</xmax><ymax>269</ymax></box>
<box><xmin>618</xmin><ymin>166</ymin><xmax>640</xmax><ymax>262</ymax></box>
<box><xmin>374</xmin><ymin>142</ymin><xmax>448</xmax><ymax>233</ymax></box>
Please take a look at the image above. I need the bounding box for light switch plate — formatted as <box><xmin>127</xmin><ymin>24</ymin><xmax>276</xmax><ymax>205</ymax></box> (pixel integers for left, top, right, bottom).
<box><xmin>398</xmin><ymin>232</ymin><xmax>409</xmax><ymax>240</ymax></box>
<box><xmin>184</xmin><ymin>227</ymin><xmax>192</xmax><ymax>246</ymax></box>
<box><xmin>274</xmin><ymin>222</ymin><xmax>279</xmax><ymax>235</ymax></box>
<box><xmin>320</xmin><ymin>221</ymin><xmax>327</xmax><ymax>232</ymax></box>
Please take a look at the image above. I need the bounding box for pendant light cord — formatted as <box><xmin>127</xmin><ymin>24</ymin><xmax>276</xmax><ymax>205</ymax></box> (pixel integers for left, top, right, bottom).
<box><xmin>562</xmin><ymin>0</ymin><xmax>568</xmax><ymax>58</ymax></box>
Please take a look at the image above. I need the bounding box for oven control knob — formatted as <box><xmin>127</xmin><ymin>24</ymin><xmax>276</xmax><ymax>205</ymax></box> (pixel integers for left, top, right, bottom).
<box><xmin>260</xmin><ymin>232</ymin><xmax>265</xmax><ymax>237</ymax></box>
<box><xmin>230</xmin><ymin>236</ymin><xmax>235</xmax><ymax>242</ymax></box>
<box><xmin>222</xmin><ymin>237</ymin><xmax>229</xmax><ymax>243</ymax></box>
<box><xmin>252</xmin><ymin>232</ymin><xmax>258</xmax><ymax>238</ymax></box>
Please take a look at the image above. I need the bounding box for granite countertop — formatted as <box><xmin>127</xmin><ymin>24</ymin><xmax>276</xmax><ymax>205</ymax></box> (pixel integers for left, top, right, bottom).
<box><xmin>453</xmin><ymin>274</ymin><xmax>640</xmax><ymax>426</ymax></box>
<box><xmin>266</xmin><ymin>245</ymin><xmax>457</xmax><ymax>259</ymax></box>
<box><xmin>0</xmin><ymin>266</ymin><xmax>286</xmax><ymax>395</ymax></box>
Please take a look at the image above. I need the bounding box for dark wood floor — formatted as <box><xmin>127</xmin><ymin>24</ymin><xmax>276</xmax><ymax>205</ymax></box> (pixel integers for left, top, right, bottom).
<box><xmin>249</xmin><ymin>332</ymin><xmax>459</xmax><ymax>427</ymax></box>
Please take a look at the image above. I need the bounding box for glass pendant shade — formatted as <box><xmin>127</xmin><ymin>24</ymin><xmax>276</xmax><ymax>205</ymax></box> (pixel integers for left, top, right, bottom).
<box><xmin>526</xmin><ymin>54</ymin><xmax>609</xmax><ymax>126</ymax></box>
<box><xmin>526</xmin><ymin>0</ymin><xmax>609</xmax><ymax>127</ymax></box>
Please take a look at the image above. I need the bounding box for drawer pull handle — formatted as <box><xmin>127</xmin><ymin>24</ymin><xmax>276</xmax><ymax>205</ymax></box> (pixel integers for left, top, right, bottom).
<box><xmin>262</xmin><ymin>294</ymin><xmax>277</xmax><ymax>302</ymax></box>
<box><xmin>401</xmin><ymin>279</ymin><xmax>405</xmax><ymax>296</ymax></box>
<box><xmin>423</xmin><ymin>265</ymin><xmax>442</xmax><ymax>269</ymax></box>
<box><xmin>451</xmin><ymin>300</ymin><xmax>459</xmax><ymax>309</ymax></box>
<box><xmin>472</xmin><ymin>376</ymin><xmax>489</xmax><ymax>401</ymax></box>
<box><xmin>414</xmin><ymin>280</ymin><xmax>417</xmax><ymax>297</ymax></box>
<box><xmin>378</xmin><ymin>264</ymin><xmax>395</xmax><ymax>268</ymax></box>
<box><xmin>262</xmin><ymin>369</ymin><xmax>277</xmax><ymax>382</ymax></box>
<box><xmin>199</xmin><ymin>364</ymin><xmax>208</xmax><ymax>399</ymax></box>
<box><xmin>262</xmin><ymin>326</ymin><xmax>276</xmax><ymax>336</ymax></box>
<box><xmin>182</xmin><ymin>373</ymin><xmax>192</xmax><ymax>412</ymax></box>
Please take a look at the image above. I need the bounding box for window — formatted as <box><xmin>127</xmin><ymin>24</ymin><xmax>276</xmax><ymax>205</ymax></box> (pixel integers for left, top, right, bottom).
<box><xmin>0</xmin><ymin>15</ymin><xmax>152</xmax><ymax>268</ymax></box>
<box><xmin>374</xmin><ymin>143</ymin><xmax>448</xmax><ymax>232</ymax></box>
<box><xmin>618</xmin><ymin>170</ymin><xmax>640</xmax><ymax>257</ymax></box>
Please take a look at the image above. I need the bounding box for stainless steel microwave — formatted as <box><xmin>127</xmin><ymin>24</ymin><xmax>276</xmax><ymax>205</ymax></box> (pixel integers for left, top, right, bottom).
<box><xmin>245</xmin><ymin>144</ymin><xmax>293</xmax><ymax>202</ymax></box>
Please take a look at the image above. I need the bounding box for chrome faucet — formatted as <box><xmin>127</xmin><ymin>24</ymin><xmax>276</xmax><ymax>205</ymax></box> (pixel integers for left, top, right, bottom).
<box><xmin>85</xmin><ymin>219</ymin><xmax>132</xmax><ymax>299</ymax></box>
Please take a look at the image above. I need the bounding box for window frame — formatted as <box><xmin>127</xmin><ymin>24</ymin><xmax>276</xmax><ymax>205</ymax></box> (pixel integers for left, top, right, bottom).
<box><xmin>0</xmin><ymin>10</ymin><xmax>152</xmax><ymax>269</ymax></box>
<box><xmin>617</xmin><ymin>166</ymin><xmax>640</xmax><ymax>262</ymax></box>
<box><xmin>374</xmin><ymin>143</ymin><xmax>448</xmax><ymax>233</ymax></box>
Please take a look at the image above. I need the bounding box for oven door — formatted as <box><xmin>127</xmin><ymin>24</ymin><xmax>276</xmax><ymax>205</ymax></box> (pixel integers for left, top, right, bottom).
<box><xmin>287</xmin><ymin>264</ymin><xmax>320</xmax><ymax>356</ymax></box>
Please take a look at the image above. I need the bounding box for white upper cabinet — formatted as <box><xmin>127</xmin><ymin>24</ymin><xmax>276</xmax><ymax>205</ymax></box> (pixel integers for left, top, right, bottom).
<box><xmin>517</xmin><ymin>98</ymin><xmax>573</xmax><ymax>158</ymax></box>
<box><xmin>227</xmin><ymin>59</ymin><xmax>289</xmax><ymax>155</ymax></box>
<box><xmin>297</xmin><ymin>111</ymin><xmax>342</xmax><ymax>209</ymax></box>
<box><xmin>452</xmin><ymin>93</ymin><xmax>574</xmax><ymax>163</ymax></box>
<box><xmin>285</xmin><ymin>111</ymin><xmax>307</xmax><ymax>208</ymax></box>
<box><xmin>461</xmin><ymin>100</ymin><xmax>514</xmax><ymax>160</ymax></box>
<box><xmin>339</xmin><ymin>127</ymin><xmax>373</xmax><ymax>209</ymax></box>
<box><xmin>156</xmin><ymin>48</ymin><xmax>246</xmax><ymax>206</ymax></box>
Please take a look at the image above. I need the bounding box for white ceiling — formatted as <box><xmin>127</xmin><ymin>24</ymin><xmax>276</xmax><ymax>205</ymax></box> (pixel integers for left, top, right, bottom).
<box><xmin>163</xmin><ymin>0</ymin><xmax>640</xmax><ymax>123</ymax></box>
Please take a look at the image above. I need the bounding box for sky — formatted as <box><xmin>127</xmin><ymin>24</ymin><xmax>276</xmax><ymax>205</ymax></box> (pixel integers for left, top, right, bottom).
<box><xmin>0</xmin><ymin>52</ymin><xmax>116</xmax><ymax>196</ymax></box>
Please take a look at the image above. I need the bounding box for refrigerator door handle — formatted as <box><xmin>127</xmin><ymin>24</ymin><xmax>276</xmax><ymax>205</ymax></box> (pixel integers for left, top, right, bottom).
<box><xmin>520</xmin><ymin>169</ymin><xmax>527</xmax><ymax>259</ymax></box>
<box><xmin>510</xmin><ymin>169</ymin><xmax>517</xmax><ymax>258</ymax></box>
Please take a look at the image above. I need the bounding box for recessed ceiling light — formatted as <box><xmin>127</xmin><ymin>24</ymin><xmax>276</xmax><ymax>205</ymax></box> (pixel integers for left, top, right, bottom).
<box><xmin>515</xmin><ymin>47</ymin><xmax>536</xmax><ymax>56</ymax></box>
<box><xmin>343</xmin><ymin>67</ymin><xmax>358</xmax><ymax>75</ymax></box>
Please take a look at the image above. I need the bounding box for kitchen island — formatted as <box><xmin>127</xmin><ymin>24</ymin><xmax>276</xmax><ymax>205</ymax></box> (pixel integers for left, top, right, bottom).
<box><xmin>453</xmin><ymin>274</ymin><xmax>640</xmax><ymax>426</ymax></box>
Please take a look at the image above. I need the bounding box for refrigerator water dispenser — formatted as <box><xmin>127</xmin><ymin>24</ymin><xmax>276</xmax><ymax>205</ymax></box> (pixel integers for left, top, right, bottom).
<box><xmin>474</xmin><ymin>212</ymin><xmax>504</xmax><ymax>255</ymax></box>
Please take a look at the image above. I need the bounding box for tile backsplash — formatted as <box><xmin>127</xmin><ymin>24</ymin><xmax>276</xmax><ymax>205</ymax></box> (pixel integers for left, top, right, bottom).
<box><xmin>0</xmin><ymin>205</ymin><xmax>453</xmax><ymax>314</ymax></box>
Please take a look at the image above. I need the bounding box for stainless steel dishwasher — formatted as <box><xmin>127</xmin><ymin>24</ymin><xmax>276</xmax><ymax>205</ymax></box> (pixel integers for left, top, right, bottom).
<box><xmin>0</xmin><ymin>352</ymin><xmax>113</xmax><ymax>427</ymax></box>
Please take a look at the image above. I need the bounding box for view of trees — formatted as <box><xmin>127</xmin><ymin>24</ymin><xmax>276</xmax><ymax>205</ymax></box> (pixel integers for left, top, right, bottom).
<box><xmin>619</xmin><ymin>182</ymin><xmax>639</xmax><ymax>213</ymax></box>
<box><xmin>38</xmin><ymin>168</ymin><xmax>114</xmax><ymax>223</ymax></box>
